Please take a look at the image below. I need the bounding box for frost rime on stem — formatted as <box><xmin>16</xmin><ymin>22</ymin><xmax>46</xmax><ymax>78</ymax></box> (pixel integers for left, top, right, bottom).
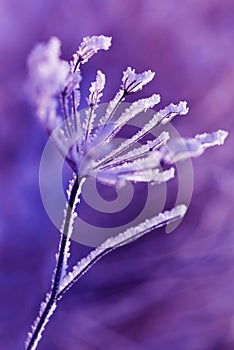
<box><xmin>58</xmin><ymin>205</ymin><xmax>187</xmax><ymax>297</ymax></box>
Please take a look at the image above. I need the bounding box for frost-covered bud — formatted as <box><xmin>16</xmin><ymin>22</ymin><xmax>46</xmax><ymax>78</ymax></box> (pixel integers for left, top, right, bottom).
<box><xmin>122</xmin><ymin>67</ymin><xmax>155</xmax><ymax>94</ymax></box>
<box><xmin>162</xmin><ymin>130</ymin><xmax>228</xmax><ymax>164</ymax></box>
<box><xmin>86</xmin><ymin>70</ymin><xmax>105</xmax><ymax>107</ymax></box>
<box><xmin>27</xmin><ymin>37</ymin><xmax>69</xmax><ymax>103</ymax></box>
<box><xmin>64</xmin><ymin>71</ymin><xmax>82</xmax><ymax>96</ymax></box>
<box><xmin>195</xmin><ymin>130</ymin><xmax>228</xmax><ymax>148</ymax></box>
<box><xmin>71</xmin><ymin>35</ymin><xmax>112</xmax><ymax>68</ymax></box>
<box><xmin>163</xmin><ymin>101</ymin><xmax>189</xmax><ymax>116</ymax></box>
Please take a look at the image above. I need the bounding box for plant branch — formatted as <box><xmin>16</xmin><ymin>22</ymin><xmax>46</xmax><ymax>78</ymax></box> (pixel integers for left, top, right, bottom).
<box><xmin>57</xmin><ymin>205</ymin><xmax>187</xmax><ymax>299</ymax></box>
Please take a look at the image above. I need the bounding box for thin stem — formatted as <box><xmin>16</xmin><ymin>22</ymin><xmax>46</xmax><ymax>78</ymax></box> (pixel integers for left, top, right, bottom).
<box><xmin>25</xmin><ymin>176</ymin><xmax>82</xmax><ymax>350</ymax></box>
<box><xmin>84</xmin><ymin>105</ymin><xmax>95</xmax><ymax>144</ymax></box>
<box><xmin>68</xmin><ymin>56</ymin><xmax>82</xmax><ymax>138</ymax></box>
<box><xmin>61</xmin><ymin>92</ymin><xmax>71</xmax><ymax>137</ymax></box>
<box><xmin>105</xmin><ymin>90</ymin><xmax>126</xmax><ymax>126</ymax></box>
<box><xmin>57</xmin><ymin>206</ymin><xmax>185</xmax><ymax>299</ymax></box>
<box><xmin>73</xmin><ymin>56</ymin><xmax>81</xmax><ymax>73</ymax></box>
<box><xmin>72</xmin><ymin>91</ymin><xmax>77</xmax><ymax>132</ymax></box>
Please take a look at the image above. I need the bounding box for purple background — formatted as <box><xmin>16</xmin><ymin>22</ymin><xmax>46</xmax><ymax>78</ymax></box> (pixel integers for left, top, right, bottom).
<box><xmin>1</xmin><ymin>0</ymin><xmax>234</xmax><ymax>349</ymax></box>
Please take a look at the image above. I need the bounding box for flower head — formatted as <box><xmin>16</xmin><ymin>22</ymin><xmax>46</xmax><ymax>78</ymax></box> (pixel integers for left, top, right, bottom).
<box><xmin>27</xmin><ymin>35</ymin><xmax>228</xmax><ymax>188</ymax></box>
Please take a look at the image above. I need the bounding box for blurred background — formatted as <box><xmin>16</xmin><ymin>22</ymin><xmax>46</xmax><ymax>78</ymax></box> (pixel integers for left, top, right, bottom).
<box><xmin>1</xmin><ymin>0</ymin><xmax>234</xmax><ymax>349</ymax></box>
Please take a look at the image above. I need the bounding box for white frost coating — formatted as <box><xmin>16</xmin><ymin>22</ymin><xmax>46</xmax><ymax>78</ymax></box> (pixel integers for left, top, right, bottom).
<box><xmin>25</xmin><ymin>295</ymin><xmax>57</xmax><ymax>350</ymax></box>
<box><xmin>26</xmin><ymin>35</ymin><xmax>229</xmax><ymax>350</ymax></box>
<box><xmin>103</xmin><ymin>151</ymin><xmax>162</xmax><ymax>176</ymax></box>
<box><xmin>96</xmin><ymin>102</ymin><xmax>187</xmax><ymax>167</ymax></box>
<box><xmin>163</xmin><ymin>130</ymin><xmax>228</xmax><ymax>164</ymax></box>
<box><xmin>117</xmin><ymin>167</ymin><xmax>175</xmax><ymax>184</ymax></box>
<box><xmin>71</xmin><ymin>35</ymin><xmax>112</xmax><ymax>67</ymax></box>
<box><xmin>27</xmin><ymin>37</ymin><xmax>70</xmax><ymax>132</ymax></box>
<box><xmin>147</xmin><ymin>132</ymin><xmax>170</xmax><ymax>149</ymax></box>
<box><xmin>195</xmin><ymin>130</ymin><xmax>228</xmax><ymax>148</ymax></box>
<box><xmin>117</xmin><ymin>94</ymin><xmax>161</xmax><ymax>125</ymax></box>
<box><xmin>83</xmin><ymin>70</ymin><xmax>106</xmax><ymax>141</ymax></box>
<box><xmin>105</xmin><ymin>94</ymin><xmax>161</xmax><ymax>141</ymax></box>
<box><xmin>101</xmin><ymin>131</ymin><xmax>170</xmax><ymax>169</ymax></box>
<box><xmin>64</xmin><ymin>70</ymin><xmax>82</xmax><ymax>96</ymax></box>
<box><xmin>60</xmin><ymin>176</ymin><xmax>86</xmax><ymax>278</ymax></box>
<box><xmin>98</xmin><ymin>90</ymin><xmax>125</xmax><ymax>127</ymax></box>
<box><xmin>122</xmin><ymin>67</ymin><xmax>155</xmax><ymax>93</ymax></box>
<box><xmin>162</xmin><ymin>138</ymin><xmax>204</xmax><ymax>164</ymax></box>
<box><xmin>59</xmin><ymin>205</ymin><xmax>187</xmax><ymax>294</ymax></box>
<box><xmin>98</xmin><ymin>67</ymin><xmax>156</xmax><ymax>127</ymax></box>
<box><xmin>86</xmin><ymin>70</ymin><xmax>105</xmax><ymax>107</ymax></box>
<box><xmin>27</xmin><ymin>37</ymin><xmax>69</xmax><ymax>104</ymax></box>
<box><xmin>163</xmin><ymin>101</ymin><xmax>189</xmax><ymax>117</ymax></box>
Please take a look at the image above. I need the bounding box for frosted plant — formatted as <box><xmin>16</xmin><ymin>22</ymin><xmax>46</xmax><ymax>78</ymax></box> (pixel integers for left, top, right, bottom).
<box><xmin>25</xmin><ymin>35</ymin><xmax>228</xmax><ymax>350</ymax></box>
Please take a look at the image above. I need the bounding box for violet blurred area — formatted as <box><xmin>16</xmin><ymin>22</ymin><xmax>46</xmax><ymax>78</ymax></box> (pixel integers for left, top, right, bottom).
<box><xmin>1</xmin><ymin>0</ymin><xmax>234</xmax><ymax>349</ymax></box>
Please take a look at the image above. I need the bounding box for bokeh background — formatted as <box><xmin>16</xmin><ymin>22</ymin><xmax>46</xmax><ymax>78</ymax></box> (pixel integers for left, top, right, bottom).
<box><xmin>1</xmin><ymin>0</ymin><xmax>234</xmax><ymax>349</ymax></box>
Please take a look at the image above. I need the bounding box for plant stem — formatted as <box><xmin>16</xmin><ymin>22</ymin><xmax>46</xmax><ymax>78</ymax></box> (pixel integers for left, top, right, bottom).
<box><xmin>25</xmin><ymin>175</ymin><xmax>83</xmax><ymax>350</ymax></box>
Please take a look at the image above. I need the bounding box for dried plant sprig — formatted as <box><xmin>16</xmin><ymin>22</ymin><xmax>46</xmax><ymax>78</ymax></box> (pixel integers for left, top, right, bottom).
<box><xmin>83</xmin><ymin>70</ymin><xmax>106</xmax><ymax>144</ymax></box>
<box><xmin>25</xmin><ymin>34</ymin><xmax>228</xmax><ymax>350</ymax></box>
<box><xmin>57</xmin><ymin>205</ymin><xmax>187</xmax><ymax>299</ymax></box>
